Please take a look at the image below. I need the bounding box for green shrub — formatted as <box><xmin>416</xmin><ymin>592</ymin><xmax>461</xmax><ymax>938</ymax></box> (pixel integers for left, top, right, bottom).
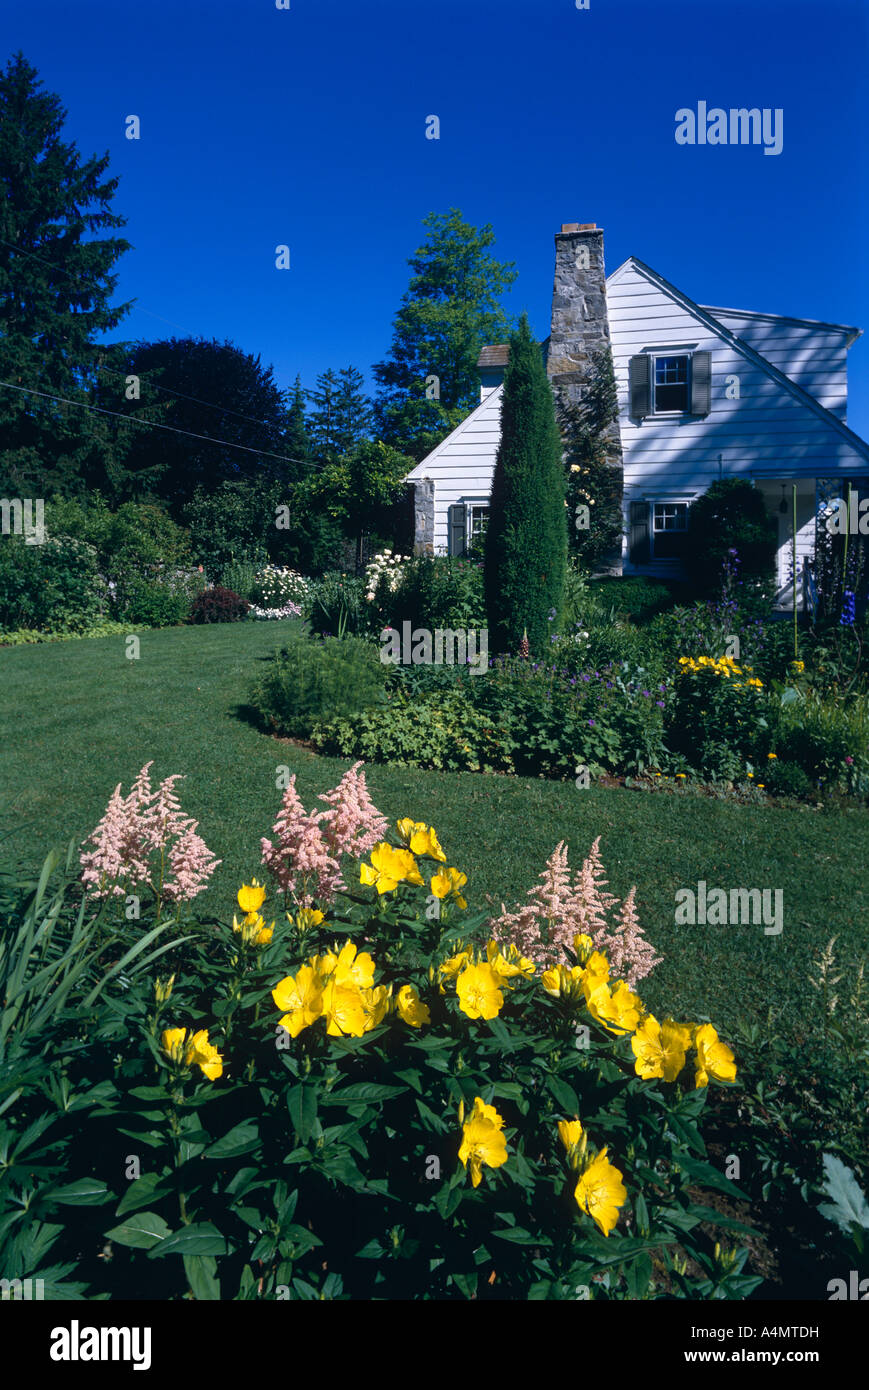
<box><xmin>0</xmin><ymin>534</ymin><xmax>101</xmax><ymax>633</ymax></box>
<box><xmin>250</xmin><ymin>634</ymin><xmax>386</xmax><ymax>736</ymax></box>
<box><xmin>0</xmin><ymin>619</ymin><xmax>136</xmax><ymax>645</ymax></box>
<box><xmin>762</xmin><ymin>759</ymin><xmax>812</xmax><ymax>799</ymax></box>
<box><xmin>190</xmin><ymin>586</ymin><xmax>250</xmax><ymax>624</ymax></box>
<box><xmin>123</xmin><ymin>579</ymin><xmax>192</xmax><ymax>628</ymax></box>
<box><xmin>587</xmin><ymin>577</ymin><xmax>677</xmax><ymax>623</ymax></box>
<box><xmin>774</xmin><ymin>692</ymin><xmax>869</xmax><ymax>793</ymax></box>
<box><xmin>667</xmin><ymin>655</ymin><xmax>767</xmax><ymax>778</ymax></box>
<box><xmin>220</xmin><ymin>560</ymin><xmax>259</xmax><ymax>601</ymax></box>
<box><xmin>368</xmin><ymin>556</ymin><xmax>486</xmax><ymax>636</ymax></box>
<box><xmin>684</xmin><ymin>479</ymin><xmax>777</xmax><ymax>599</ymax></box>
<box><xmin>304</xmin><ymin>572</ymin><xmax>368</xmax><ymax>638</ymax></box>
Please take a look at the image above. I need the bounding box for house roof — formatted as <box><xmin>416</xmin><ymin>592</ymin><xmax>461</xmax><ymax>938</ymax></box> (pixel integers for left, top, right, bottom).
<box><xmin>697</xmin><ymin>304</ymin><xmax>861</xmax><ymax>349</ymax></box>
<box><xmin>477</xmin><ymin>344</ymin><xmax>509</xmax><ymax>368</ymax></box>
<box><xmin>608</xmin><ymin>256</ymin><xmax>869</xmax><ymax>463</ymax></box>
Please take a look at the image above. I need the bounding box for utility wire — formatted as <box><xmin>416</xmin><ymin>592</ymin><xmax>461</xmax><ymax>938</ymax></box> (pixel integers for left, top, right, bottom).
<box><xmin>0</xmin><ymin>380</ymin><xmax>309</xmax><ymax>468</ymax></box>
<box><xmin>1</xmin><ymin>235</ymin><xmax>300</xmax><ymax>431</ymax></box>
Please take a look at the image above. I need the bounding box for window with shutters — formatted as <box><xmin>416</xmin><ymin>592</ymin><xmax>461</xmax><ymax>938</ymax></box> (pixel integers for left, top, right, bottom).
<box><xmin>467</xmin><ymin>503</ymin><xmax>489</xmax><ymax>558</ymax></box>
<box><xmin>652</xmin><ymin>355</ymin><xmax>690</xmax><ymax>413</ymax></box>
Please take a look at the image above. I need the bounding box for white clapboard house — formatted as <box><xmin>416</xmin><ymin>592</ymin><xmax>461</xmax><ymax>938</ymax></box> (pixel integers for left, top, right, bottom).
<box><xmin>405</xmin><ymin>223</ymin><xmax>869</xmax><ymax>608</ymax></box>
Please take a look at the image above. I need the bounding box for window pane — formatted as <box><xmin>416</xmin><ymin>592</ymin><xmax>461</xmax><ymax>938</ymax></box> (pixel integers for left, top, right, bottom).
<box><xmin>654</xmin><ymin>355</ymin><xmax>689</xmax><ymax>411</ymax></box>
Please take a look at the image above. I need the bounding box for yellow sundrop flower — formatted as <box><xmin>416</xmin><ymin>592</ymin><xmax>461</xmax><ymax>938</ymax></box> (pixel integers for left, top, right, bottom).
<box><xmin>332</xmin><ymin>940</ymin><xmax>376</xmax><ymax>990</ymax></box>
<box><xmin>767</xmin><ymin>753</ymin><xmax>777</xmax><ymax>760</ymax></box>
<box><xmin>273</xmin><ymin>964</ymin><xmax>325</xmax><ymax>1038</ymax></box>
<box><xmin>557</xmin><ymin>1118</ymin><xmax>584</xmax><ymax>1169</ymax></box>
<box><xmin>584</xmin><ymin>979</ymin><xmax>643</xmax><ymax>1035</ymax></box>
<box><xmin>161</xmin><ymin>1027</ymin><xmax>189</xmax><ymax>1066</ymax></box>
<box><xmin>237</xmin><ymin>880</ymin><xmax>266</xmax><ymax>914</ymax></box>
<box><xmin>294</xmin><ymin>907</ymin><xmax>324</xmax><ymax>934</ymax></box>
<box><xmin>494</xmin><ymin>942</ymin><xmax>535</xmax><ymax>979</ymax></box>
<box><xmin>233</xmin><ymin>911</ymin><xmax>274</xmax><ymax>947</ymax></box>
<box><xmin>395</xmin><ymin>983</ymin><xmax>430</xmax><ymax>1028</ymax></box>
<box><xmin>631</xmin><ymin>1015</ymin><xmax>692</xmax><ymax>1082</ymax></box>
<box><xmin>458</xmin><ymin>1097</ymin><xmax>508</xmax><ymax>1188</ymax></box>
<box><xmin>580</xmin><ymin>950</ymin><xmax>610</xmax><ymax>991</ymax></box>
<box><xmin>430</xmin><ymin>868</ymin><xmax>452</xmax><ymax>899</ymax></box>
<box><xmin>321</xmin><ymin>978</ymin><xmax>368</xmax><ymax>1037</ymax></box>
<box><xmin>694</xmin><ymin>1024</ymin><xmax>737</xmax><ymax>1088</ymax></box>
<box><xmin>573</xmin><ymin>1147</ymin><xmax>627</xmax><ymax>1237</ymax></box>
<box><xmin>572</xmin><ymin>933</ymin><xmax>595</xmax><ymax>964</ymax></box>
<box><xmin>396</xmin><ymin>817</ymin><xmax>426</xmax><ymax>846</ymax></box>
<box><xmin>456</xmin><ymin>962</ymin><xmax>505</xmax><ymax>1020</ymax></box>
<box><xmin>359</xmin><ymin>983</ymin><xmax>391</xmax><ymax>1032</ymax></box>
<box><xmin>186</xmin><ymin>1028</ymin><xmax>223</xmax><ymax>1081</ymax></box>
<box><xmin>360</xmin><ymin>842</ymin><xmax>424</xmax><ymax>893</ymax></box>
<box><xmin>439</xmin><ymin>947</ymin><xmax>471</xmax><ymax>980</ymax></box>
<box><xmin>410</xmin><ymin>825</ymin><xmax>447</xmax><ymax>863</ymax></box>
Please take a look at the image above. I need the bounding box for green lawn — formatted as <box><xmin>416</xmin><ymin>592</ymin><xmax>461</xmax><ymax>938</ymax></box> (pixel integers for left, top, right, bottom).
<box><xmin>2</xmin><ymin>620</ymin><xmax>867</xmax><ymax>1044</ymax></box>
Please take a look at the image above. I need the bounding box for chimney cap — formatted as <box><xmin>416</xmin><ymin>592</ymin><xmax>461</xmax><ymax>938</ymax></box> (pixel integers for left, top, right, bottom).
<box><xmin>559</xmin><ymin>222</ymin><xmax>599</xmax><ymax>233</ymax></box>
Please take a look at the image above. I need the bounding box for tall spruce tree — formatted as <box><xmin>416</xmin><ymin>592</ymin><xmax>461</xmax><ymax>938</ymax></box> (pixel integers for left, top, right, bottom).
<box><xmin>0</xmin><ymin>52</ymin><xmax>132</xmax><ymax>498</ymax></box>
<box><xmin>484</xmin><ymin>315</ymin><xmax>567</xmax><ymax>656</ymax></box>
<box><xmin>373</xmin><ymin>209</ymin><xmax>516</xmax><ymax>460</ymax></box>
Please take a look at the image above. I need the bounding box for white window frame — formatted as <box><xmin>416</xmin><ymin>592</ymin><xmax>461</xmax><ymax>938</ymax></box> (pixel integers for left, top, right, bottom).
<box><xmin>465</xmin><ymin>500</ymin><xmax>489</xmax><ymax>549</ymax></box>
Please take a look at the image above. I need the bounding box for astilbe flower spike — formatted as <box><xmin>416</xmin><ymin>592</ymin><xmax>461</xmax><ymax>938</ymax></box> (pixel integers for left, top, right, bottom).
<box><xmin>488</xmin><ymin>837</ymin><xmax>661</xmax><ymax>987</ymax></box>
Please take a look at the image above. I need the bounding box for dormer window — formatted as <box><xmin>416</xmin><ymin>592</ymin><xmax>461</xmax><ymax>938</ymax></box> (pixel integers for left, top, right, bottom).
<box><xmin>653</xmin><ymin>355</ymin><xmax>690</xmax><ymax>412</ymax></box>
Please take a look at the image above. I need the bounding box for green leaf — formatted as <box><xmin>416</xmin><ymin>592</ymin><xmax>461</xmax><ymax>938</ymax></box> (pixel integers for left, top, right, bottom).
<box><xmin>206</xmin><ymin>1121</ymin><xmax>260</xmax><ymax>1161</ymax></box>
<box><xmin>286</xmin><ymin>1085</ymin><xmax>318</xmax><ymax>1145</ymax></box>
<box><xmin>676</xmin><ymin>1154</ymin><xmax>750</xmax><ymax>1201</ymax></box>
<box><xmin>105</xmin><ymin>1210</ymin><xmax>173</xmax><ymax>1250</ymax></box>
<box><xmin>818</xmin><ymin>1153</ymin><xmax>869</xmax><ymax>1233</ymax></box>
<box><xmin>50</xmin><ymin>1178</ymin><xmax>112</xmax><ymax>1206</ymax></box>
<box><xmin>115</xmin><ymin>1171</ymin><xmax>172</xmax><ymax>1216</ymax></box>
<box><xmin>451</xmin><ymin>1271</ymin><xmax>477</xmax><ymax>1299</ymax></box>
<box><xmin>326</xmin><ymin>1082</ymin><xmax>407</xmax><ymax>1104</ymax></box>
<box><xmin>625</xmin><ymin>1251</ymin><xmax>653</xmax><ymax>1299</ymax></box>
<box><xmin>183</xmin><ymin>1253</ymin><xmax>221</xmax><ymax>1300</ymax></box>
<box><xmin>546</xmin><ymin>1075</ymin><xmax>579</xmax><ymax>1114</ymax></box>
<box><xmin>492</xmin><ymin>1226</ymin><xmax>551</xmax><ymax>1247</ymax></box>
<box><xmin>149</xmin><ymin>1223</ymin><xmax>227</xmax><ymax>1258</ymax></box>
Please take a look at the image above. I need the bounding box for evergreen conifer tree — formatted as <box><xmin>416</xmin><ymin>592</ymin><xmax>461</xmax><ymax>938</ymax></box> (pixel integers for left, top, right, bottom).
<box><xmin>484</xmin><ymin>314</ymin><xmax>567</xmax><ymax>655</ymax></box>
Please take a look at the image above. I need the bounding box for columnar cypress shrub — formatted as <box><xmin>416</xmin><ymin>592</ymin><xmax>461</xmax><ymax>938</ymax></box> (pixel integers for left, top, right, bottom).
<box><xmin>484</xmin><ymin>314</ymin><xmax>567</xmax><ymax>655</ymax></box>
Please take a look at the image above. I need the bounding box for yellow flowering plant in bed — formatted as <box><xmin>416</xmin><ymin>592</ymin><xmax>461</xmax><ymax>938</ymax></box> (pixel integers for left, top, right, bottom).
<box><xmin>38</xmin><ymin>772</ymin><xmax>754</xmax><ymax>1303</ymax></box>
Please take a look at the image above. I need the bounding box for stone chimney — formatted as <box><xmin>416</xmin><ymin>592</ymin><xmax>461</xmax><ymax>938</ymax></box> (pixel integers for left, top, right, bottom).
<box><xmin>546</xmin><ymin>223</ymin><xmax>623</xmax><ymax>574</ymax></box>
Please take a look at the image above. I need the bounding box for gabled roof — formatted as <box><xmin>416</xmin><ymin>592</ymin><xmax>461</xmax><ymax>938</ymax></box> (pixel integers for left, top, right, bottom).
<box><xmin>607</xmin><ymin>256</ymin><xmax>869</xmax><ymax>463</ymax></box>
<box><xmin>698</xmin><ymin>304</ymin><xmax>861</xmax><ymax>349</ymax></box>
<box><xmin>404</xmin><ymin>384</ymin><xmax>504</xmax><ymax>480</ymax></box>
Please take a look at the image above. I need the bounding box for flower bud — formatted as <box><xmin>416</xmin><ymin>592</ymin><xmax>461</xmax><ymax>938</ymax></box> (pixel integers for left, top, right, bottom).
<box><xmin>154</xmin><ymin>974</ymin><xmax>175</xmax><ymax>1003</ymax></box>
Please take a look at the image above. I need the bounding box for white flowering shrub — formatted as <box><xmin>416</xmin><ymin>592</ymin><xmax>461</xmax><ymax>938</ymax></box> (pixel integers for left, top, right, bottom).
<box><xmin>252</xmin><ymin>566</ymin><xmax>310</xmax><ymax>608</ymax></box>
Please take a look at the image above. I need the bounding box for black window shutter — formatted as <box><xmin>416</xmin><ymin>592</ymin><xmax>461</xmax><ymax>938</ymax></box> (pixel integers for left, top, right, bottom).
<box><xmin>629</xmin><ymin>355</ymin><xmax>651</xmax><ymax>417</ymax></box>
<box><xmin>690</xmin><ymin>351</ymin><xmax>711</xmax><ymax>415</ymax></box>
<box><xmin>629</xmin><ymin>500</ymin><xmax>650</xmax><ymax>564</ymax></box>
<box><xmin>448</xmin><ymin>503</ymin><xmax>466</xmax><ymax>556</ymax></box>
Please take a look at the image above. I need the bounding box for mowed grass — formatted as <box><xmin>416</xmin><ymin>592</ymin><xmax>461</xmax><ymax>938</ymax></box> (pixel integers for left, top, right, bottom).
<box><xmin>2</xmin><ymin>620</ymin><xmax>867</xmax><ymax>1045</ymax></box>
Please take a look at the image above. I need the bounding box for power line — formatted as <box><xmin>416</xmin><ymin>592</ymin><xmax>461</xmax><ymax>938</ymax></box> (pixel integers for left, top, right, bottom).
<box><xmin>1</xmin><ymin>234</ymin><xmax>302</xmax><ymax>430</ymax></box>
<box><xmin>0</xmin><ymin>380</ymin><xmax>309</xmax><ymax>468</ymax></box>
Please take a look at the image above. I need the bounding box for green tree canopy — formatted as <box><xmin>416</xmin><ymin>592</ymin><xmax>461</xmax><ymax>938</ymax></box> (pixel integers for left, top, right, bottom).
<box><xmin>484</xmin><ymin>314</ymin><xmax>567</xmax><ymax>656</ymax></box>
<box><xmin>0</xmin><ymin>51</ymin><xmax>132</xmax><ymax>498</ymax></box>
<box><xmin>373</xmin><ymin>209</ymin><xmax>517</xmax><ymax>461</ymax></box>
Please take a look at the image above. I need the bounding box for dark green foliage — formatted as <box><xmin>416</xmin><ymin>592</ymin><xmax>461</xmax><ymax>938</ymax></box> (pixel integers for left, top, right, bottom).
<box><xmin>484</xmin><ymin>315</ymin><xmax>567</xmax><ymax>656</ymax></box>
<box><xmin>684</xmin><ymin>479</ymin><xmax>777</xmax><ymax>598</ymax></box>
<box><xmin>304</xmin><ymin>572</ymin><xmax>369</xmax><ymax>638</ymax></box>
<box><xmin>249</xmin><ymin>634</ymin><xmax>386</xmax><ymax>736</ymax></box>
<box><xmin>373</xmin><ymin>209</ymin><xmax>517</xmax><ymax>460</ymax></box>
<box><xmin>121</xmin><ymin>579</ymin><xmax>193</xmax><ymax>628</ymax></box>
<box><xmin>190</xmin><ymin>587</ymin><xmax>250</xmax><ymax>624</ymax></box>
<box><xmin>185</xmin><ymin>479</ymin><xmax>343</xmax><ymax>581</ymax></box>
<box><xmin>761</xmin><ymin>759</ymin><xmax>812</xmax><ymax>799</ymax></box>
<box><xmin>103</xmin><ymin>338</ymin><xmax>297</xmax><ymax>518</ymax></box>
<box><xmin>306</xmin><ymin>366</ymin><xmax>373</xmax><ymax>466</ymax></box>
<box><xmin>0</xmin><ymin>534</ymin><xmax>101</xmax><ymax>633</ymax></box>
<box><xmin>587</xmin><ymin>577</ymin><xmax>678</xmax><ymax>623</ymax></box>
<box><xmin>558</xmin><ymin>347</ymin><xmax>623</xmax><ymax>570</ymax></box>
<box><xmin>368</xmin><ymin>557</ymin><xmax>486</xmax><ymax>634</ymax></box>
<box><xmin>0</xmin><ymin>53</ymin><xmax>132</xmax><ymax>499</ymax></box>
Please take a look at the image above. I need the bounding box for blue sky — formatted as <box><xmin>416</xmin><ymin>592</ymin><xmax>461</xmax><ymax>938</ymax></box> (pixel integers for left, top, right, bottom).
<box><xmin>6</xmin><ymin>0</ymin><xmax>869</xmax><ymax>436</ymax></box>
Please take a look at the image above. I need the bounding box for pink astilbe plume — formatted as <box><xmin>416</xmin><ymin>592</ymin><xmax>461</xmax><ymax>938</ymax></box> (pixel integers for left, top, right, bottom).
<box><xmin>318</xmin><ymin>761</ymin><xmax>388</xmax><ymax>862</ymax></box>
<box><xmin>80</xmin><ymin>762</ymin><xmax>221</xmax><ymax>906</ymax></box>
<box><xmin>489</xmin><ymin>836</ymin><xmax>661</xmax><ymax>985</ymax></box>
<box><xmin>260</xmin><ymin>775</ymin><xmax>341</xmax><ymax>907</ymax></box>
<box><xmin>261</xmin><ymin>763</ymin><xmax>389</xmax><ymax>907</ymax></box>
<box><xmin>599</xmin><ymin>885</ymin><xmax>663</xmax><ymax>989</ymax></box>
